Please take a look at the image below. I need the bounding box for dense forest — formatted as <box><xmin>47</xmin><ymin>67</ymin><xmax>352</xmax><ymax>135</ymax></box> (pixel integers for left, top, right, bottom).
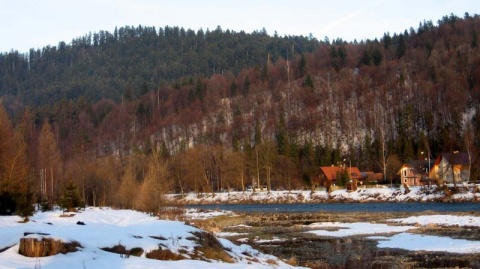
<box><xmin>1</xmin><ymin>13</ymin><xmax>480</xmax><ymax>214</ymax></box>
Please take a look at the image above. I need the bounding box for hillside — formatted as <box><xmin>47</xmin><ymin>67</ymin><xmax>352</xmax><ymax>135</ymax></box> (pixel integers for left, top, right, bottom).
<box><xmin>0</xmin><ymin>13</ymin><xmax>480</xmax><ymax>211</ymax></box>
<box><xmin>0</xmin><ymin>25</ymin><xmax>318</xmax><ymax>105</ymax></box>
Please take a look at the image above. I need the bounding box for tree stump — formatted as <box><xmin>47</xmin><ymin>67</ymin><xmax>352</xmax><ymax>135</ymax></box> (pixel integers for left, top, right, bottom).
<box><xmin>19</xmin><ymin>237</ymin><xmax>63</xmax><ymax>257</ymax></box>
<box><xmin>403</xmin><ymin>183</ymin><xmax>410</xmax><ymax>194</ymax></box>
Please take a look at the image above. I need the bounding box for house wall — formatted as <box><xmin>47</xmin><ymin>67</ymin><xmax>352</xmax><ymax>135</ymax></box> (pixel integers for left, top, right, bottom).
<box><xmin>433</xmin><ymin>159</ymin><xmax>469</xmax><ymax>183</ymax></box>
<box><xmin>400</xmin><ymin>167</ymin><xmax>422</xmax><ymax>186</ymax></box>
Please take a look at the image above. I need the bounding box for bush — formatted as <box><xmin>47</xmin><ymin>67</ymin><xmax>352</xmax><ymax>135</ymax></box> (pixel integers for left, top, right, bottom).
<box><xmin>101</xmin><ymin>243</ymin><xmax>144</xmax><ymax>257</ymax></box>
<box><xmin>146</xmin><ymin>249</ymin><xmax>184</xmax><ymax>260</ymax></box>
<box><xmin>189</xmin><ymin>231</ymin><xmax>234</xmax><ymax>263</ymax></box>
<box><xmin>16</xmin><ymin>192</ymin><xmax>34</xmax><ymax>221</ymax></box>
<box><xmin>59</xmin><ymin>182</ymin><xmax>84</xmax><ymax>212</ymax></box>
<box><xmin>38</xmin><ymin>198</ymin><xmax>52</xmax><ymax>212</ymax></box>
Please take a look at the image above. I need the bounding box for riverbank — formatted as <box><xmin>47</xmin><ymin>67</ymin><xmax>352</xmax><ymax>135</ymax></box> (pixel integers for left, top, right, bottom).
<box><xmin>168</xmin><ymin>185</ymin><xmax>480</xmax><ymax>204</ymax></box>
<box><xmin>188</xmin><ymin>209</ymin><xmax>480</xmax><ymax>269</ymax></box>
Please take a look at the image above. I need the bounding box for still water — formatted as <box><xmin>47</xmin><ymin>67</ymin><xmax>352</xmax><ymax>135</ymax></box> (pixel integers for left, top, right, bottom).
<box><xmin>188</xmin><ymin>202</ymin><xmax>479</xmax><ymax>213</ymax></box>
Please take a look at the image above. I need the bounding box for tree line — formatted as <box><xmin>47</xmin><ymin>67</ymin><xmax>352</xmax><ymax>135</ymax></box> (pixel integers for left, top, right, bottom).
<box><xmin>0</xmin><ymin>25</ymin><xmax>318</xmax><ymax>106</ymax></box>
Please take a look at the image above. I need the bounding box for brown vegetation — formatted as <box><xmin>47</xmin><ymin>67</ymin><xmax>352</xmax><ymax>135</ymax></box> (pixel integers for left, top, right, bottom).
<box><xmin>189</xmin><ymin>231</ymin><xmax>234</xmax><ymax>263</ymax></box>
<box><xmin>101</xmin><ymin>243</ymin><xmax>144</xmax><ymax>257</ymax></box>
<box><xmin>19</xmin><ymin>237</ymin><xmax>81</xmax><ymax>257</ymax></box>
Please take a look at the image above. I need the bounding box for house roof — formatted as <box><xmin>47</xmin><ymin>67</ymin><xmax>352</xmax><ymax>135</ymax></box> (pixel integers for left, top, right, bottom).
<box><xmin>363</xmin><ymin>172</ymin><xmax>384</xmax><ymax>181</ymax></box>
<box><xmin>320</xmin><ymin>166</ymin><xmax>363</xmax><ymax>181</ymax></box>
<box><xmin>397</xmin><ymin>164</ymin><xmax>416</xmax><ymax>175</ymax></box>
<box><xmin>320</xmin><ymin>166</ymin><xmax>343</xmax><ymax>181</ymax></box>
<box><xmin>347</xmin><ymin>167</ymin><xmax>363</xmax><ymax>180</ymax></box>
<box><xmin>434</xmin><ymin>152</ymin><xmax>470</xmax><ymax>166</ymax></box>
<box><xmin>409</xmin><ymin>159</ymin><xmax>434</xmax><ymax>173</ymax></box>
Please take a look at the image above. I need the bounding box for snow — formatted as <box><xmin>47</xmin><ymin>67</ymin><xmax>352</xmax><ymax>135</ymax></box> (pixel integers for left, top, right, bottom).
<box><xmin>184</xmin><ymin>208</ymin><xmax>234</xmax><ymax>219</ymax></box>
<box><xmin>307</xmin><ymin>222</ymin><xmax>414</xmax><ymax>237</ymax></box>
<box><xmin>0</xmin><ymin>207</ymin><xmax>302</xmax><ymax>269</ymax></box>
<box><xmin>169</xmin><ymin>186</ymin><xmax>480</xmax><ymax>204</ymax></box>
<box><xmin>388</xmin><ymin>215</ymin><xmax>480</xmax><ymax>227</ymax></box>
<box><xmin>306</xmin><ymin>215</ymin><xmax>480</xmax><ymax>254</ymax></box>
<box><xmin>373</xmin><ymin>233</ymin><xmax>480</xmax><ymax>253</ymax></box>
<box><xmin>3</xmin><ymin>202</ymin><xmax>480</xmax><ymax>268</ymax></box>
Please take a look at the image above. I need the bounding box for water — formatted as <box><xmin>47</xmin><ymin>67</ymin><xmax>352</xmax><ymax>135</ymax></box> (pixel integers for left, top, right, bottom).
<box><xmin>188</xmin><ymin>202</ymin><xmax>480</xmax><ymax>213</ymax></box>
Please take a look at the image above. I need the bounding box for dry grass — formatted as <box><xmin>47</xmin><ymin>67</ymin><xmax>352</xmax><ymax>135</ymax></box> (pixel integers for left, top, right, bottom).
<box><xmin>189</xmin><ymin>231</ymin><xmax>234</xmax><ymax>263</ymax></box>
<box><xmin>158</xmin><ymin>206</ymin><xmax>186</xmax><ymax>220</ymax></box>
<box><xmin>266</xmin><ymin>258</ymin><xmax>278</xmax><ymax>265</ymax></box>
<box><xmin>195</xmin><ymin>246</ymin><xmax>235</xmax><ymax>263</ymax></box>
<box><xmin>101</xmin><ymin>243</ymin><xmax>144</xmax><ymax>257</ymax></box>
<box><xmin>146</xmin><ymin>249</ymin><xmax>184</xmax><ymax>260</ymax></box>
<box><xmin>285</xmin><ymin>256</ymin><xmax>298</xmax><ymax>266</ymax></box>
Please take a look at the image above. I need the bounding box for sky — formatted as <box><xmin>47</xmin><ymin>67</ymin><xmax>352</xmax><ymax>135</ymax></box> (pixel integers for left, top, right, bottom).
<box><xmin>1</xmin><ymin>0</ymin><xmax>479</xmax><ymax>53</ymax></box>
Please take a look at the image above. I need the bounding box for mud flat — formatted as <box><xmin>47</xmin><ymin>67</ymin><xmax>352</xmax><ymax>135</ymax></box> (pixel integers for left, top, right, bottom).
<box><xmin>194</xmin><ymin>211</ymin><xmax>480</xmax><ymax>269</ymax></box>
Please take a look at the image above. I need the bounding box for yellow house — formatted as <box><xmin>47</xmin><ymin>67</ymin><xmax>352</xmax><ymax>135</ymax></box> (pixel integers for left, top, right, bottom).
<box><xmin>397</xmin><ymin>164</ymin><xmax>422</xmax><ymax>186</ymax></box>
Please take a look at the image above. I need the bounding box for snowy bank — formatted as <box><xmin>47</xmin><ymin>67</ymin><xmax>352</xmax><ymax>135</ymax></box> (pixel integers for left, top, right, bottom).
<box><xmin>0</xmin><ymin>208</ymin><xmax>302</xmax><ymax>269</ymax></box>
<box><xmin>168</xmin><ymin>186</ymin><xmax>480</xmax><ymax>204</ymax></box>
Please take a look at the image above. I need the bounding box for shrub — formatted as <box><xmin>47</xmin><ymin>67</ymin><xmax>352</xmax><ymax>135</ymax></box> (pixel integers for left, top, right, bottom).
<box><xmin>146</xmin><ymin>249</ymin><xmax>184</xmax><ymax>260</ymax></box>
<box><xmin>190</xmin><ymin>231</ymin><xmax>234</xmax><ymax>263</ymax></box>
<box><xmin>59</xmin><ymin>182</ymin><xmax>84</xmax><ymax>212</ymax></box>
<box><xmin>101</xmin><ymin>243</ymin><xmax>143</xmax><ymax>257</ymax></box>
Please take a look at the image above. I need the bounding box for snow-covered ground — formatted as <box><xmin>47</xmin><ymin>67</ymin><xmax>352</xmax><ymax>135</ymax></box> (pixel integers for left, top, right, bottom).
<box><xmin>2</xmin><ymin>206</ymin><xmax>480</xmax><ymax>269</ymax></box>
<box><xmin>168</xmin><ymin>186</ymin><xmax>480</xmax><ymax>204</ymax></box>
<box><xmin>0</xmin><ymin>208</ymin><xmax>301</xmax><ymax>269</ymax></box>
<box><xmin>305</xmin><ymin>215</ymin><xmax>480</xmax><ymax>253</ymax></box>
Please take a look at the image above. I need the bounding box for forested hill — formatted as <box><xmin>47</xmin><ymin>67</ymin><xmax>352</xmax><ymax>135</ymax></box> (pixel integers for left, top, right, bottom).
<box><xmin>1</xmin><ymin>13</ymin><xmax>480</xmax><ymax>208</ymax></box>
<box><xmin>0</xmin><ymin>25</ymin><xmax>318</xmax><ymax>105</ymax></box>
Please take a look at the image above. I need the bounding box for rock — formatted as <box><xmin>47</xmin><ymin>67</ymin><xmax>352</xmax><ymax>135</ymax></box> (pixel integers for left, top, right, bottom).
<box><xmin>76</xmin><ymin>221</ymin><xmax>86</xmax><ymax>225</ymax></box>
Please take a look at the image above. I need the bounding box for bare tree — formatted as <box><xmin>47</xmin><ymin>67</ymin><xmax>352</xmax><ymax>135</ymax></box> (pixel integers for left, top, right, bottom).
<box><xmin>117</xmin><ymin>162</ymin><xmax>138</xmax><ymax>209</ymax></box>
<box><xmin>463</xmin><ymin>123</ymin><xmax>476</xmax><ymax>183</ymax></box>
<box><xmin>137</xmin><ymin>149</ymin><xmax>171</xmax><ymax>215</ymax></box>
<box><xmin>378</xmin><ymin>127</ymin><xmax>390</xmax><ymax>186</ymax></box>
<box><xmin>37</xmin><ymin>119</ymin><xmax>63</xmax><ymax>205</ymax></box>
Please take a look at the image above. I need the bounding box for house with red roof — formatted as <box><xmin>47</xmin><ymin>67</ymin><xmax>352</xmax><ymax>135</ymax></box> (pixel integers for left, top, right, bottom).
<box><xmin>319</xmin><ymin>166</ymin><xmax>363</xmax><ymax>190</ymax></box>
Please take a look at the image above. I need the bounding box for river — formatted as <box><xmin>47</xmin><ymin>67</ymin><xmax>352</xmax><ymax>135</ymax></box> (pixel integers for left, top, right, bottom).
<box><xmin>188</xmin><ymin>202</ymin><xmax>480</xmax><ymax>213</ymax></box>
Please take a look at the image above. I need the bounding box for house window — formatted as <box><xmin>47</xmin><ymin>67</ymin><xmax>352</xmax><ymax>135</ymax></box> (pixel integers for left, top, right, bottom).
<box><xmin>403</xmin><ymin>170</ymin><xmax>407</xmax><ymax>177</ymax></box>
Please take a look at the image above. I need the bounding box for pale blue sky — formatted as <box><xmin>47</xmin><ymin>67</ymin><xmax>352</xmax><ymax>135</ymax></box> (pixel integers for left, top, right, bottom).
<box><xmin>1</xmin><ymin>0</ymin><xmax>478</xmax><ymax>53</ymax></box>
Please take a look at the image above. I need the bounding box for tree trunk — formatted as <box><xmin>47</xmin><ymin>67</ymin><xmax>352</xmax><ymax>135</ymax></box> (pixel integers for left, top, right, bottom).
<box><xmin>19</xmin><ymin>237</ymin><xmax>63</xmax><ymax>257</ymax></box>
